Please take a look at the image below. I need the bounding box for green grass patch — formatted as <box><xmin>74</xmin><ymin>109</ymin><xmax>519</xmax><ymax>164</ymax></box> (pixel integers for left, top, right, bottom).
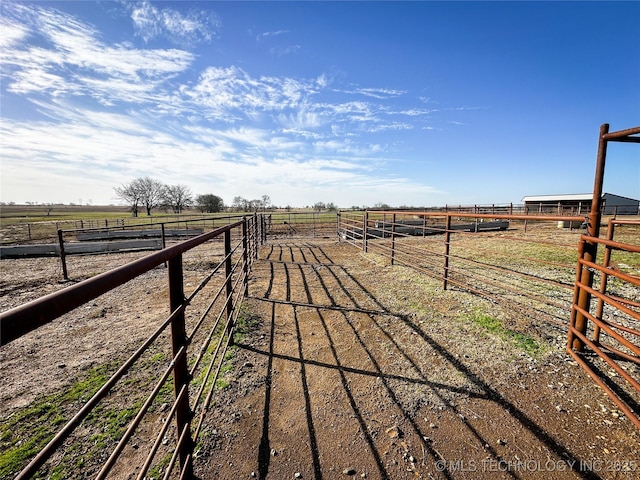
<box><xmin>0</xmin><ymin>363</ymin><xmax>116</xmax><ymax>478</ymax></box>
<box><xmin>467</xmin><ymin>309</ymin><xmax>544</xmax><ymax>357</ymax></box>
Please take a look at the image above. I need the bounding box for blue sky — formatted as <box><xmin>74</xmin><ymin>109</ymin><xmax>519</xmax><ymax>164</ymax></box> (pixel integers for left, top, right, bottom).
<box><xmin>1</xmin><ymin>1</ymin><xmax>638</xmax><ymax>208</ymax></box>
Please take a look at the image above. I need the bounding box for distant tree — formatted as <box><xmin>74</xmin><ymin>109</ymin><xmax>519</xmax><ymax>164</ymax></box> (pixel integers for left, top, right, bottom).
<box><xmin>285</xmin><ymin>205</ymin><xmax>292</xmax><ymax>212</ymax></box>
<box><xmin>232</xmin><ymin>196</ymin><xmax>249</xmax><ymax>212</ymax></box>
<box><xmin>326</xmin><ymin>202</ymin><xmax>337</xmax><ymax>212</ymax></box>
<box><xmin>114</xmin><ymin>180</ymin><xmax>143</xmax><ymax>217</ymax></box>
<box><xmin>137</xmin><ymin>177</ymin><xmax>166</xmax><ymax>216</ymax></box>
<box><xmin>313</xmin><ymin>201</ymin><xmax>326</xmax><ymax>212</ymax></box>
<box><xmin>164</xmin><ymin>184</ymin><xmax>193</xmax><ymax>214</ymax></box>
<box><xmin>373</xmin><ymin>202</ymin><xmax>391</xmax><ymax>210</ymax></box>
<box><xmin>261</xmin><ymin>194</ymin><xmax>271</xmax><ymax>212</ymax></box>
<box><xmin>196</xmin><ymin>194</ymin><xmax>224</xmax><ymax>213</ymax></box>
<box><xmin>248</xmin><ymin>199</ymin><xmax>261</xmax><ymax>212</ymax></box>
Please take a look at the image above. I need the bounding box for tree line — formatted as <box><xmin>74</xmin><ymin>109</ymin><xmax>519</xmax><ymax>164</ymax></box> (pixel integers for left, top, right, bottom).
<box><xmin>114</xmin><ymin>177</ymin><xmax>278</xmax><ymax>216</ymax></box>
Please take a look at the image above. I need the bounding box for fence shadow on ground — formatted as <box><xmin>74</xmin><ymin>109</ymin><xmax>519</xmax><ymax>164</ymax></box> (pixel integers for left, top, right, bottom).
<box><xmin>234</xmin><ymin>242</ymin><xmax>602</xmax><ymax>480</ymax></box>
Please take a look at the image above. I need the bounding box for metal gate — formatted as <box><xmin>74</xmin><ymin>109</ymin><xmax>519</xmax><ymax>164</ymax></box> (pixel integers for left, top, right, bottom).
<box><xmin>567</xmin><ymin>124</ymin><xmax>640</xmax><ymax>428</ymax></box>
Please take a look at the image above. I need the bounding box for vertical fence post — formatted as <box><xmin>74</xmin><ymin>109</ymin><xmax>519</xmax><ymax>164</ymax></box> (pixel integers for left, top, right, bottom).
<box><xmin>572</xmin><ymin>123</ymin><xmax>608</xmax><ymax>351</ymax></box>
<box><xmin>443</xmin><ymin>215</ymin><xmax>452</xmax><ymax>290</ymax></box>
<box><xmin>242</xmin><ymin>217</ymin><xmax>249</xmax><ymax>297</ymax></box>
<box><xmin>57</xmin><ymin>229</ymin><xmax>69</xmax><ymax>281</ymax></box>
<box><xmin>160</xmin><ymin>223</ymin><xmax>166</xmax><ymax>250</ymax></box>
<box><xmin>391</xmin><ymin>213</ymin><xmax>396</xmax><ymax>265</ymax></box>
<box><xmin>363</xmin><ymin>211</ymin><xmax>369</xmax><ymax>252</ymax></box>
<box><xmin>167</xmin><ymin>254</ymin><xmax>193</xmax><ymax>477</ymax></box>
<box><xmin>224</xmin><ymin>229</ymin><xmax>234</xmax><ymax>345</ymax></box>
<box><xmin>592</xmin><ymin>220</ymin><xmax>615</xmax><ymax>344</ymax></box>
<box><xmin>336</xmin><ymin>212</ymin><xmax>341</xmax><ymax>241</ymax></box>
<box><xmin>27</xmin><ymin>223</ymin><xmax>31</xmax><ymax>241</ymax></box>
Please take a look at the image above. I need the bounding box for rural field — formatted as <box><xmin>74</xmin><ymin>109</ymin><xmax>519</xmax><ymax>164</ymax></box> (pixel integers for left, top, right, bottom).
<box><xmin>0</xmin><ymin>210</ymin><xmax>639</xmax><ymax>479</ymax></box>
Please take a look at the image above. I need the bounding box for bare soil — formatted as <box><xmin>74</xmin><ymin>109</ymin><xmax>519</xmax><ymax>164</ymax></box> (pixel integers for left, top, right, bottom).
<box><xmin>1</xmin><ymin>239</ymin><xmax>639</xmax><ymax>479</ymax></box>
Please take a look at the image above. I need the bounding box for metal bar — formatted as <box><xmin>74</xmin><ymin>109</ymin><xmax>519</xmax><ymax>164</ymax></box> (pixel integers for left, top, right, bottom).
<box><xmin>95</xmin><ymin>346</ymin><xmax>185</xmax><ymax>480</ymax></box>
<box><xmin>366</xmin><ymin>211</ymin><xmax>585</xmax><ymax>222</ymax></box>
<box><xmin>136</xmin><ymin>385</ymin><xmax>188</xmax><ymax>480</ymax></box>
<box><xmin>57</xmin><ymin>229</ymin><xmax>68</xmax><ymax>280</ymax></box>
<box><xmin>566</xmin><ymin>346</ymin><xmax>640</xmax><ymax>429</ymax></box>
<box><xmin>391</xmin><ymin>213</ymin><xmax>396</xmax><ymax>265</ymax></box>
<box><xmin>602</xmin><ymin>125</ymin><xmax>640</xmax><ymax>140</ymax></box>
<box><xmin>14</xmin><ymin>305</ymin><xmax>179</xmax><ymax>480</ymax></box>
<box><xmin>0</xmin><ymin>222</ymin><xmax>241</xmax><ymax>346</ymax></box>
<box><xmin>572</xmin><ymin>123</ymin><xmax>609</xmax><ymax>351</ymax></box>
<box><xmin>168</xmin><ymin>254</ymin><xmax>193</xmax><ymax>477</ymax></box>
<box><xmin>162</xmin><ymin>424</ymin><xmax>191</xmax><ymax>480</ymax></box>
<box><xmin>443</xmin><ymin>214</ymin><xmax>452</xmax><ymax>290</ymax></box>
<box><xmin>593</xmin><ymin>221</ymin><xmax>615</xmax><ymax>343</ymax></box>
<box><xmin>224</xmin><ymin>229</ymin><xmax>233</xmax><ymax>344</ymax></box>
<box><xmin>243</xmin><ymin>217</ymin><xmax>249</xmax><ymax>297</ymax></box>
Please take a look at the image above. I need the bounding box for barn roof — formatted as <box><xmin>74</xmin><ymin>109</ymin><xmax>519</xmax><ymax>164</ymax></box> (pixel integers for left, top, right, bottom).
<box><xmin>522</xmin><ymin>193</ymin><xmax>593</xmax><ymax>202</ymax></box>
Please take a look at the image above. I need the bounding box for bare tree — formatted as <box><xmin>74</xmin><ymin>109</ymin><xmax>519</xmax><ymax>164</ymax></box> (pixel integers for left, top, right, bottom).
<box><xmin>313</xmin><ymin>201</ymin><xmax>326</xmax><ymax>212</ymax></box>
<box><xmin>164</xmin><ymin>184</ymin><xmax>193</xmax><ymax>214</ymax></box>
<box><xmin>232</xmin><ymin>196</ymin><xmax>248</xmax><ymax>212</ymax></box>
<box><xmin>137</xmin><ymin>177</ymin><xmax>166</xmax><ymax>216</ymax></box>
<box><xmin>261</xmin><ymin>194</ymin><xmax>271</xmax><ymax>212</ymax></box>
<box><xmin>114</xmin><ymin>180</ymin><xmax>142</xmax><ymax>217</ymax></box>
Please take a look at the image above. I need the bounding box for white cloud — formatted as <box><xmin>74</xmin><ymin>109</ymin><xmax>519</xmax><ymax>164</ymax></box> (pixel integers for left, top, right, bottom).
<box><xmin>128</xmin><ymin>0</ymin><xmax>220</xmax><ymax>45</ymax></box>
<box><xmin>257</xmin><ymin>30</ymin><xmax>290</xmax><ymax>41</ymax></box>
<box><xmin>339</xmin><ymin>87</ymin><xmax>406</xmax><ymax>99</ymax></box>
<box><xmin>270</xmin><ymin>45</ymin><xmax>301</xmax><ymax>56</ymax></box>
<box><xmin>1</xmin><ymin>3</ymin><xmax>194</xmax><ymax>105</ymax></box>
<box><xmin>0</xmin><ymin>3</ymin><xmax>467</xmax><ymax>207</ymax></box>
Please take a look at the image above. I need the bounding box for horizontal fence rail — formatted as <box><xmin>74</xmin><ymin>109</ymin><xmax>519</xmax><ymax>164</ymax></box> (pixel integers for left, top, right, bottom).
<box><xmin>0</xmin><ymin>212</ymin><xmax>258</xmax><ymax>246</ymax></box>
<box><xmin>339</xmin><ymin>209</ymin><xmax>585</xmax><ymax>328</ymax></box>
<box><xmin>567</xmin><ymin>219</ymin><xmax>640</xmax><ymax>428</ymax></box>
<box><xmin>338</xmin><ymin>208</ymin><xmax>640</xmax><ymax>427</ymax></box>
<box><xmin>0</xmin><ymin>215</ymin><xmax>264</xmax><ymax>479</ymax></box>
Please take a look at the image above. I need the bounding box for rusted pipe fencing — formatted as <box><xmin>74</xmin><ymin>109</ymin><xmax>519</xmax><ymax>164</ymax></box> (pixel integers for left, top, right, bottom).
<box><xmin>52</xmin><ymin>215</ymin><xmax>260</xmax><ymax>280</ymax></box>
<box><xmin>339</xmin><ymin>210</ymin><xmax>586</xmax><ymax>327</ymax></box>
<box><xmin>567</xmin><ymin>220</ymin><xmax>640</xmax><ymax>428</ymax></box>
<box><xmin>1</xmin><ymin>215</ymin><xmax>264</xmax><ymax>479</ymax></box>
<box><xmin>263</xmin><ymin>211</ymin><xmax>338</xmax><ymax>239</ymax></box>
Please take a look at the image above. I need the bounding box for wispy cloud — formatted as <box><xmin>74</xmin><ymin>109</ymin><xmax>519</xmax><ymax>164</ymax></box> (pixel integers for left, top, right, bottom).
<box><xmin>1</xmin><ymin>3</ymin><xmax>194</xmax><ymax>106</ymax></box>
<box><xmin>270</xmin><ymin>45</ymin><xmax>302</xmax><ymax>56</ymax></box>
<box><xmin>0</xmin><ymin>2</ymin><xmax>466</xmax><ymax>206</ymax></box>
<box><xmin>340</xmin><ymin>87</ymin><xmax>406</xmax><ymax>99</ymax></box>
<box><xmin>127</xmin><ymin>0</ymin><xmax>220</xmax><ymax>45</ymax></box>
<box><xmin>257</xmin><ymin>29</ymin><xmax>290</xmax><ymax>41</ymax></box>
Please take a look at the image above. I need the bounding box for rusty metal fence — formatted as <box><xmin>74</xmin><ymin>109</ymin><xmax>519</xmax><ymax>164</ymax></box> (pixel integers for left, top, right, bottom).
<box><xmin>338</xmin><ymin>210</ymin><xmax>640</xmax><ymax>426</ymax></box>
<box><xmin>568</xmin><ymin>219</ymin><xmax>640</xmax><ymax>428</ymax></box>
<box><xmin>338</xmin><ymin>210</ymin><xmax>586</xmax><ymax>327</ymax></box>
<box><xmin>1</xmin><ymin>215</ymin><xmax>263</xmax><ymax>479</ymax></box>
<box><xmin>338</xmin><ymin>123</ymin><xmax>640</xmax><ymax>429</ymax></box>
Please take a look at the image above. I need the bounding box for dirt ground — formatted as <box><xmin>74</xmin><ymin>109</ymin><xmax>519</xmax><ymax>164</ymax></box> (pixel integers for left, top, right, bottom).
<box><xmin>1</xmin><ymin>239</ymin><xmax>639</xmax><ymax>479</ymax></box>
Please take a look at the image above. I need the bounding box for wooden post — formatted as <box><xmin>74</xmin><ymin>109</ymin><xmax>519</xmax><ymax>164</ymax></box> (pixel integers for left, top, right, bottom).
<box><xmin>167</xmin><ymin>254</ymin><xmax>193</xmax><ymax>477</ymax></box>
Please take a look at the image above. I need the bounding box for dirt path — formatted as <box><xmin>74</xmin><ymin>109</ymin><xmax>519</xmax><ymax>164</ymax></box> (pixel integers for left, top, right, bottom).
<box><xmin>195</xmin><ymin>241</ymin><xmax>639</xmax><ymax>480</ymax></box>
